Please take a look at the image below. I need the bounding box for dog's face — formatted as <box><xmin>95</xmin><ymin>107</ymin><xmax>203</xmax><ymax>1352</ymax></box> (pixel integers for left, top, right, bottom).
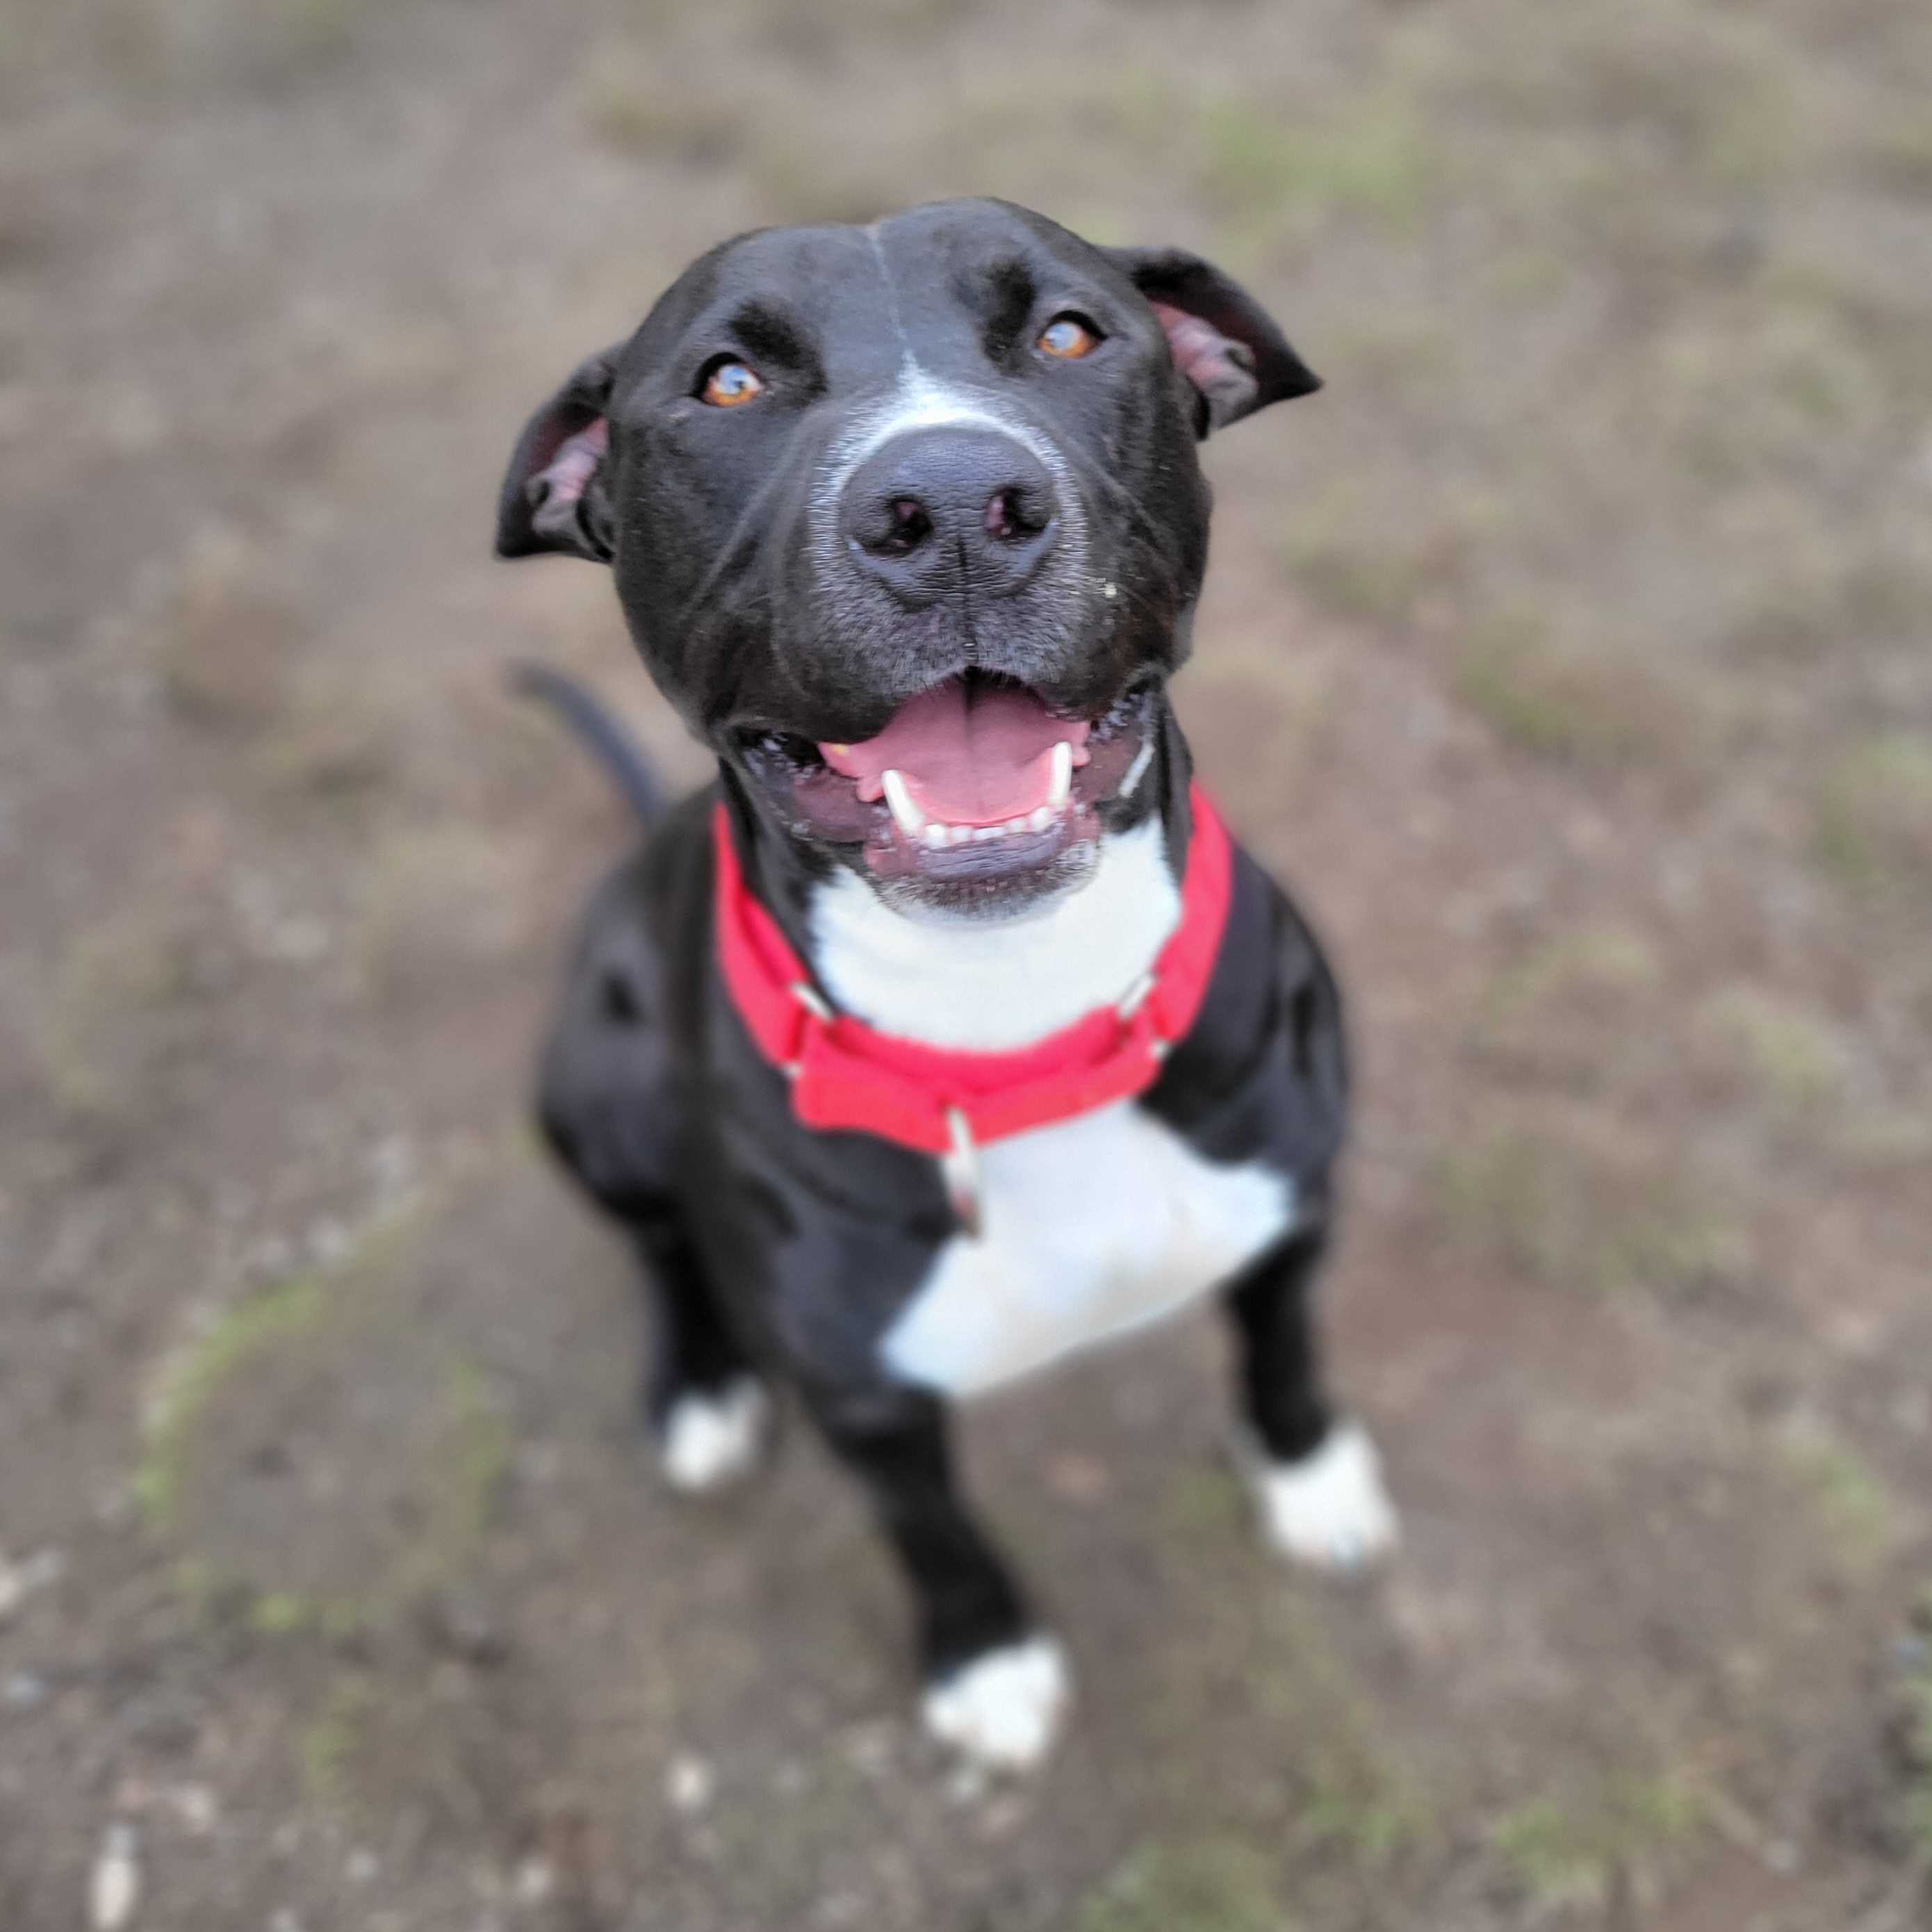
<box><xmin>498</xmin><ymin>198</ymin><xmax>1316</xmax><ymax>918</ymax></box>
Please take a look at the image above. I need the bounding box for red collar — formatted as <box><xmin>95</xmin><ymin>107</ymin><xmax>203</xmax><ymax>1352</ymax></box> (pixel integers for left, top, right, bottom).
<box><xmin>714</xmin><ymin>783</ymin><xmax>1234</xmax><ymax>1176</ymax></box>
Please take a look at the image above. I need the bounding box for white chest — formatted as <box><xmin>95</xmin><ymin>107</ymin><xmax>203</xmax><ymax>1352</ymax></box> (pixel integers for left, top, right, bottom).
<box><xmin>881</xmin><ymin>1100</ymin><xmax>1295</xmax><ymax>1399</ymax></box>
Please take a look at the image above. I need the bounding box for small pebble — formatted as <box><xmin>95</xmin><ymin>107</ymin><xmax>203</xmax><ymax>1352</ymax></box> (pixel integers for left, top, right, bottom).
<box><xmin>0</xmin><ymin>1547</ymin><xmax>65</xmax><ymax>1623</ymax></box>
<box><xmin>666</xmin><ymin>1753</ymin><xmax>714</xmax><ymax>1815</ymax></box>
<box><xmin>90</xmin><ymin>1823</ymin><xmax>140</xmax><ymax>1932</ymax></box>
<box><xmin>171</xmin><ymin>1784</ymin><xmax>218</xmax><ymax>1834</ymax></box>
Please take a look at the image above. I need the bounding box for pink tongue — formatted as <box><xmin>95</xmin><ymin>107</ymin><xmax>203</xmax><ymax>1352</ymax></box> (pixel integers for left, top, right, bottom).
<box><xmin>819</xmin><ymin>680</ymin><xmax>1090</xmax><ymax>826</ymax></box>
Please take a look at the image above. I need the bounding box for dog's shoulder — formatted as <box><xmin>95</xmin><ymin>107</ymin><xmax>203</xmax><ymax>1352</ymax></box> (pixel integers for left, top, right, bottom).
<box><xmin>1144</xmin><ymin>836</ymin><xmax>1348</xmax><ymax>1171</ymax></box>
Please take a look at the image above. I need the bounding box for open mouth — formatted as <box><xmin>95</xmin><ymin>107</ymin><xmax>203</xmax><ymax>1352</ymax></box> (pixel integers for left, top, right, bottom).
<box><xmin>739</xmin><ymin>671</ymin><xmax>1159</xmax><ymax>901</ymax></box>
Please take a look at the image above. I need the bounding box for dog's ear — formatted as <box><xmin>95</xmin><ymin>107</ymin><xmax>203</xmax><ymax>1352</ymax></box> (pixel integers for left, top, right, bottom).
<box><xmin>496</xmin><ymin>343</ymin><xmax>625</xmax><ymax>562</ymax></box>
<box><xmin>1105</xmin><ymin>246</ymin><xmax>1320</xmax><ymax>436</ymax></box>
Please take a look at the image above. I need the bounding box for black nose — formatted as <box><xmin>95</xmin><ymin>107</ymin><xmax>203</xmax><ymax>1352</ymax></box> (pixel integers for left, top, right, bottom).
<box><xmin>840</xmin><ymin>426</ymin><xmax>1059</xmax><ymax>607</ymax></box>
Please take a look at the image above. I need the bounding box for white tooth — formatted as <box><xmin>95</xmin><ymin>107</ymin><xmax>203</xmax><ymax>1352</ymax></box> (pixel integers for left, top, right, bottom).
<box><xmin>924</xmin><ymin>822</ymin><xmax>948</xmax><ymax>849</ymax></box>
<box><xmin>949</xmin><ymin>825</ymin><xmax>972</xmax><ymax>846</ymax></box>
<box><xmin>1029</xmin><ymin>806</ymin><xmax>1054</xmax><ymax>832</ymax></box>
<box><xmin>1047</xmin><ymin>740</ymin><xmax>1073</xmax><ymax>808</ymax></box>
<box><xmin>881</xmin><ymin>769</ymin><xmax>925</xmax><ymax>835</ymax></box>
<box><xmin>1004</xmin><ymin>817</ymin><xmax>1028</xmax><ymax>836</ymax></box>
<box><xmin>974</xmin><ymin>826</ymin><xmax>999</xmax><ymax>842</ymax></box>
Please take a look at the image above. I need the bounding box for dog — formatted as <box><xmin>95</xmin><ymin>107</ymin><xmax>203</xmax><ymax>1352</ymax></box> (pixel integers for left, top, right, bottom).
<box><xmin>498</xmin><ymin>198</ymin><xmax>1398</xmax><ymax>1772</ymax></box>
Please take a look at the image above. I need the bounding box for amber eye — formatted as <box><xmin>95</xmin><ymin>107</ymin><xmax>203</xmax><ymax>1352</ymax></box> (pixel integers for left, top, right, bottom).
<box><xmin>699</xmin><ymin>359</ymin><xmax>764</xmax><ymax>407</ymax></box>
<box><xmin>1037</xmin><ymin>314</ymin><xmax>1101</xmax><ymax>360</ymax></box>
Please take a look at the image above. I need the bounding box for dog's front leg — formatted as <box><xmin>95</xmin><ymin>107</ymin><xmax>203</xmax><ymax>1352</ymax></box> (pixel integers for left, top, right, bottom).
<box><xmin>1225</xmin><ymin>1218</ymin><xmax>1400</xmax><ymax>1572</ymax></box>
<box><xmin>804</xmin><ymin>1382</ymin><xmax>1069</xmax><ymax>1771</ymax></box>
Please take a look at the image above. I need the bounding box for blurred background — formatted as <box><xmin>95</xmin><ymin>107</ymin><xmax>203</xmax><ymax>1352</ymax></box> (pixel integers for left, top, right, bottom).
<box><xmin>3</xmin><ymin>0</ymin><xmax>1930</xmax><ymax>1926</ymax></box>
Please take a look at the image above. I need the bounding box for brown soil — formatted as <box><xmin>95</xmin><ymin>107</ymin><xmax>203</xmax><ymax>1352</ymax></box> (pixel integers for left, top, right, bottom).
<box><xmin>3</xmin><ymin>1</ymin><xmax>1930</xmax><ymax>1927</ymax></box>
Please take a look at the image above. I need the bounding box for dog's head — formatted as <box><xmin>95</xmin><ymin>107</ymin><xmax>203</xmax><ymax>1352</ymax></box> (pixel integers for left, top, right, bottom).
<box><xmin>498</xmin><ymin>198</ymin><xmax>1316</xmax><ymax>918</ymax></box>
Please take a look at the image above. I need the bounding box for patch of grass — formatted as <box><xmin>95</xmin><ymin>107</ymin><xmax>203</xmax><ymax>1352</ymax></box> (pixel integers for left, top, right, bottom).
<box><xmin>138</xmin><ymin>1199</ymin><xmax>514</xmax><ymax>1630</ymax></box>
<box><xmin>1778</xmin><ymin>1418</ymin><xmax>1906</xmax><ymax>1571</ymax></box>
<box><xmin>1493</xmin><ymin>1774</ymin><xmax>1703</xmax><ymax>1915</ymax></box>
<box><xmin>1813</xmin><ymin>735</ymin><xmax>1932</xmax><ymax>904</ymax></box>
<box><xmin>138</xmin><ymin>1270</ymin><xmax>335</xmax><ymax>1530</ymax></box>
<box><xmin>1297</xmin><ymin>1739</ymin><xmax>1432</xmax><ymax>1871</ymax></box>
<box><xmin>1727</xmin><ymin>550</ymin><xmax>1929</xmax><ymax>663</ymax></box>
<box><xmin>1853</xmin><ymin>110</ymin><xmax>1932</xmax><ymax>197</ymax></box>
<box><xmin>1453</xmin><ymin>614</ymin><xmax>1683</xmax><ymax>769</ymax></box>
<box><xmin>1438</xmin><ymin>1129</ymin><xmax>1750</xmax><ymax>1300</ymax></box>
<box><xmin>1474</xmin><ymin>930</ymin><xmax>1661</xmax><ymax>1086</ymax></box>
<box><xmin>1901</xmin><ymin>1594</ymin><xmax>1932</xmax><ymax>1859</ymax></box>
<box><xmin>299</xmin><ymin>1671</ymin><xmax>382</xmax><ymax>1810</ymax></box>
<box><xmin>1073</xmin><ymin>1837</ymin><xmax>1288</xmax><ymax>1932</ymax></box>
<box><xmin>1197</xmin><ymin>92</ymin><xmax>1438</xmax><ymax>237</ymax></box>
<box><xmin>1696</xmin><ymin>984</ymin><xmax>1851</xmax><ymax>1112</ymax></box>
<box><xmin>37</xmin><ymin>910</ymin><xmax>213</xmax><ymax>1125</ymax></box>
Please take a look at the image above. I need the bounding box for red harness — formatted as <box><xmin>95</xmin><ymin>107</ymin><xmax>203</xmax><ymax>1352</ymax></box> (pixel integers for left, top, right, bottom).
<box><xmin>713</xmin><ymin>785</ymin><xmax>1234</xmax><ymax>1227</ymax></box>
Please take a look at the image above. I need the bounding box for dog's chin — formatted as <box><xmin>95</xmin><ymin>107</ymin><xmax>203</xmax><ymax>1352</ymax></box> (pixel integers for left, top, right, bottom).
<box><xmin>736</xmin><ymin>677</ymin><xmax>1159</xmax><ymax>922</ymax></box>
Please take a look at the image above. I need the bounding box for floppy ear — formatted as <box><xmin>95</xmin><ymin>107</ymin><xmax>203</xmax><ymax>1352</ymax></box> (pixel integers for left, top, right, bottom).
<box><xmin>1105</xmin><ymin>246</ymin><xmax>1320</xmax><ymax>436</ymax></box>
<box><xmin>495</xmin><ymin>343</ymin><xmax>625</xmax><ymax>562</ymax></box>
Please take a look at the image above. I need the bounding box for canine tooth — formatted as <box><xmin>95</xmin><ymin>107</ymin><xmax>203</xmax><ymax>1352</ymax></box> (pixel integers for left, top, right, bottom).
<box><xmin>1047</xmin><ymin>740</ymin><xmax>1073</xmax><ymax>808</ymax></box>
<box><xmin>1028</xmin><ymin>805</ymin><xmax>1054</xmax><ymax>832</ymax></box>
<box><xmin>881</xmin><ymin>769</ymin><xmax>925</xmax><ymax>835</ymax></box>
<box><xmin>923</xmin><ymin>822</ymin><xmax>948</xmax><ymax>849</ymax></box>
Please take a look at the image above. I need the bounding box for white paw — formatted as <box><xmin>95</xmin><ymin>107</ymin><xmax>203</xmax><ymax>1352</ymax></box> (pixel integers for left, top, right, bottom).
<box><xmin>659</xmin><ymin>1379</ymin><xmax>770</xmax><ymax>1494</ymax></box>
<box><xmin>1249</xmin><ymin>1422</ymin><xmax>1400</xmax><ymax>1572</ymax></box>
<box><xmin>922</xmin><ymin>1635</ymin><xmax>1070</xmax><ymax>1771</ymax></box>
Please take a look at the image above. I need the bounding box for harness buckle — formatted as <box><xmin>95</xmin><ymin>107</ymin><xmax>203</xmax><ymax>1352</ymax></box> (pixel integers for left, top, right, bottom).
<box><xmin>940</xmin><ymin>1104</ymin><xmax>983</xmax><ymax>1241</ymax></box>
<box><xmin>789</xmin><ymin>981</ymin><xmax>835</xmax><ymax>1024</ymax></box>
<box><xmin>1115</xmin><ymin>971</ymin><xmax>1157</xmax><ymax>1022</ymax></box>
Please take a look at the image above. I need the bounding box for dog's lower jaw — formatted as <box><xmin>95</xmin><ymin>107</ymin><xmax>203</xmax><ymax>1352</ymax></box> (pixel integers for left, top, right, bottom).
<box><xmin>921</xmin><ymin>1634</ymin><xmax>1071</xmax><ymax>1771</ymax></box>
<box><xmin>1245</xmin><ymin>1421</ymin><xmax>1400</xmax><ymax>1572</ymax></box>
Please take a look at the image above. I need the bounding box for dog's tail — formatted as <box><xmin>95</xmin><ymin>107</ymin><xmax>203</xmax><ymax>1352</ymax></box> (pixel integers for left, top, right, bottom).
<box><xmin>509</xmin><ymin>662</ymin><xmax>663</xmax><ymax>824</ymax></box>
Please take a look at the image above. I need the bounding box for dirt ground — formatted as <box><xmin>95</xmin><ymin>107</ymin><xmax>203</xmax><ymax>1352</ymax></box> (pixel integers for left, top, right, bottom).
<box><xmin>3</xmin><ymin>1</ymin><xmax>1931</xmax><ymax>1926</ymax></box>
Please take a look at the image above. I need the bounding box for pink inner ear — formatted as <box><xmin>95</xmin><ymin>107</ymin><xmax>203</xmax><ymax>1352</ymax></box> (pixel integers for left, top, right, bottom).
<box><xmin>533</xmin><ymin>415</ymin><xmax>608</xmax><ymax>513</ymax></box>
<box><xmin>1148</xmin><ymin>301</ymin><xmax>1251</xmax><ymax>393</ymax></box>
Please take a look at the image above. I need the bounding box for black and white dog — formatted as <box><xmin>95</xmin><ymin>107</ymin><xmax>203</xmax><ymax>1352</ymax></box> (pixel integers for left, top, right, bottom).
<box><xmin>500</xmin><ymin>199</ymin><xmax>1398</xmax><ymax>1772</ymax></box>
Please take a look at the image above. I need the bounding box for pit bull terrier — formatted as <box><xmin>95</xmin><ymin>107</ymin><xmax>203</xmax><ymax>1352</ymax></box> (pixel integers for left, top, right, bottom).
<box><xmin>499</xmin><ymin>198</ymin><xmax>1398</xmax><ymax>1773</ymax></box>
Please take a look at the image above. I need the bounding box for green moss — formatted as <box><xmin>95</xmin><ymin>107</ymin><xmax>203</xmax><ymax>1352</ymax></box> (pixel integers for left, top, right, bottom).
<box><xmin>1073</xmin><ymin>1837</ymin><xmax>1288</xmax><ymax>1932</ymax></box>
<box><xmin>138</xmin><ymin>1197</ymin><xmax>512</xmax><ymax>1633</ymax></box>
<box><xmin>138</xmin><ymin>1274</ymin><xmax>331</xmax><ymax>1528</ymax></box>
<box><xmin>1493</xmin><ymin>1774</ymin><xmax>1703</xmax><ymax>1913</ymax></box>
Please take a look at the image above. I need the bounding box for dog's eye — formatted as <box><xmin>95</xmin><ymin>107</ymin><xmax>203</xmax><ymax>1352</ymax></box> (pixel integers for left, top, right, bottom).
<box><xmin>698</xmin><ymin>358</ymin><xmax>764</xmax><ymax>407</ymax></box>
<box><xmin>1037</xmin><ymin>314</ymin><xmax>1102</xmax><ymax>361</ymax></box>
